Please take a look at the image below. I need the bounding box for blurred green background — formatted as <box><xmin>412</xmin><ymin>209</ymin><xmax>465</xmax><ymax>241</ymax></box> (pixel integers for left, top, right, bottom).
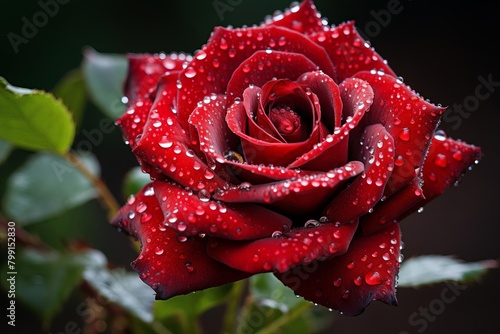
<box><xmin>1</xmin><ymin>0</ymin><xmax>499</xmax><ymax>333</ymax></box>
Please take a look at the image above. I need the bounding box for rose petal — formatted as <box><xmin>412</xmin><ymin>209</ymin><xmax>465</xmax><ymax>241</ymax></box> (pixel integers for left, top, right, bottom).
<box><xmin>226</xmin><ymin>50</ymin><xmax>320</xmax><ymax>108</ymax></box>
<box><xmin>325</xmin><ymin>124</ymin><xmax>395</xmax><ymax>223</ymax></box>
<box><xmin>207</xmin><ymin>221</ymin><xmax>358</xmax><ymax>274</ymax></box>
<box><xmin>133</xmin><ymin>75</ymin><xmax>229</xmax><ymax>192</ymax></box>
<box><xmin>310</xmin><ymin>22</ymin><xmax>396</xmax><ymax>82</ymax></box>
<box><xmin>153</xmin><ymin>181</ymin><xmax>292</xmax><ymax>240</ymax></box>
<box><xmin>354</xmin><ymin>71</ymin><xmax>445</xmax><ymax>195</ymax></box>
<box><xmin>361</xmin><ymin>178</ymin><xmax>424</xmax><ymax>235</ymax></box>
<box><xmin>214</xmin><ymin>162</ymin><xmax>364</xmax><ymax>215</ymax></box>
<box><xmin>226</xmin><ymin>87</ymin><xmax>321</xmax><ymax>167</ymax></box>
<box><xmin>117</xmin><ymin>53</ymin><xmax>189</xmax><ymax>146</ymax></box>
<box><xmin>288</xmin><ymin>77</ymin><xmax>374</xmax><ymax>171</ymax></box>
<box><xmin>267</xmin><ymin>0</ymin><xmax>327</xmax><ymax>35</ymax></box>
<box><xmin>297</xmin><ymin>71</ymin><xmax>343</xmax><ymax>131</ymax></box>
<box><xmin>399</xmin><ymin>133</ymin><xmax>482</xmax><ymax>219</ymax></box>
<box><xmin>177</xmin><ymin>25</ymin><xmax>336</xmax><ymax>131</ymax></box>
<box><xmin>110</xmin><ymin>182</ymin><xmax>249</xmax><ymax>299</ymax></box>
<box><xmin>276</xmin><ymin>222</ymin><xmax>401</xmax><ymax>316</ymax></box>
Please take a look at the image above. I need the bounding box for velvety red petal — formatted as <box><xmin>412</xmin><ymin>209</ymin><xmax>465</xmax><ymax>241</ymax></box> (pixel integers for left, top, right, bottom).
<box><xmin>325</xmin><ymin>124</ymin><xmax>395</xmax><ymax>223</ymax></box>
<box><xmin>354</xmin><ymin>71</ymin><xmax>445</xmax><ymax>195</ymax></box>
<box><xmin>153</xmin><ymin>181</ymin><xmax>292</xmax><ymax>240</ymax></box>
<box><xmin>117</xmin><ymin>53</ymin><xmax>189</xmax><ymax>147</ymax></box>
<box><xmin>276</xmin><ymin>222</ymin><xmax>401</xmax><ymax>316</ymax></box>
<box><xmin>176</xmin><ymin>25</ymin><xmax>336</xmax><ymax>131</ymax></box>
<box><xmin>110</xmin><ymin>182</ymin><xmax>249</xmax><ymax>299</ymax></box>
<box><xmin>132</xmin><ymin>75</ymin><xmax>229</xmax><ymax>193</ymax></box>
<box><xmin>214</xmin><ymin>162</ymin><xmax>364</xmax><ymax>215</ymax></box>
<box><xmin>361</xmin><ymin>178</ymin><xmax>424</xmax><ymax>235</ymax></box>
<box><xmin>267</xmin><ymin>0</ymin><xmax>327</xmax><ymax>35</ymax></box>
<box><xmin>310</xmin><ymin>22</ymin><xmax>396</xmax><ymax>82</ymax></box>
<box><xmin>399</xmin><ymin>134</ymin><xmax>482</xmax><ymax>219</ymax></box>
<box><xmin>297</xmin><ymin>71</ymin><xmax>343</xmax><ymax>131</ymax></box>
<box><xmin>288</xmin><ymin>77</ymin><xmax>373</xmax><ymax>171</ymax></box>
<box><xmin>226</xmin><ymin>50</ymin><xmax>319</xmax><ymax>108</ymax></box>
<box><xmin>207</xmin><ymin>221</ymin><xmax>358</xmax><ymax>274</ymax></box>
<box><xmin>226</xmin><ymin>89</ymin><xmax>320</xmax><ymax>167</ymax></box>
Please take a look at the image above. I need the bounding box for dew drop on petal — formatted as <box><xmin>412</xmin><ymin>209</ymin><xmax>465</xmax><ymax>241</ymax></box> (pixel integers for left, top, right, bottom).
<box><xmin>365</xmin><ymin>271</ymin><xmax>382</xmax><ymax>285</ymax></box>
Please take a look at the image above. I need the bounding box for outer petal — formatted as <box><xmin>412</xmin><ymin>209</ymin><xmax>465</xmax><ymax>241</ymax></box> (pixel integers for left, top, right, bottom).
<box><xmin>399</xmin><ymin>133</ymin><xmax>481</xmax><ymax>219</ymax></box>
<box><xmin>214</xmin><ymin>161</ymin><xmax>364</xmax><ymax>215</ymax></box>
<box><xmin>153</xmin><ymin>180</ymin><xmax>292</xmax><ymax>240</ymax></box>
<box><xmin>310</xmin><ymin>22</ymin><xmax>396</xmax><ymax>82</ymax></box>
<box><xmin>325</xmin><ymin>124</ymin><xmax>395</xmax><ymax>223</ymax></box>
<box><xmin>110</xmin><ymin>182</ymin><xmax>249</xmax><ymax>299</ymax></box>
<box><xmin>117</xmin><ymin>53</ymin><xmax>189</xmax><ymax>147</ymax></box>
<box><xmin>133</xmin><ymin>76</ymin><xmax>229</xmax><ymax>193</ymax></box>
<box><xmin>177</xmin><ymin>25</ymin><xmax>336</xmax><ymax>130</ymax></box>
<box><xmin>267</xmin><ymin>0</ymin><xmax>328</xmax><ymax>35</ymax></box>
<box><xmin>355</xmin><ymin>71</ymin><xmax>445</xmax><ymax>195</ymax></box>
<box><xmin>361</xmin><ymin>178</ymin><xmax>424</xmax><ymax>235</ymax></box>
<box><xmin>207</xmin><ymin>221</ymin><xmax>358</xmax><ymax>274</ymax></box>
<box><xmin>276</xmin><ymin>223</ymin><xmax>401</xmax><ymax>316</ymax></box>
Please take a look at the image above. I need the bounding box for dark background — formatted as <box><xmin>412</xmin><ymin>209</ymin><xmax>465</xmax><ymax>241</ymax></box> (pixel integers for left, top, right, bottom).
<box><xmin>1</xmin><ymin>0</ymin><xmax>499</xmax><ymax>333</ymax></box>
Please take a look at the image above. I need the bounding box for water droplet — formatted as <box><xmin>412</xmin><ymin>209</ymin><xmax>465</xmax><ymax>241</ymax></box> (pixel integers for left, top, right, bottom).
<box><xmin>154</xmin><ymin>247</ymin><xmax>164</xmax><ymax>255</ymax></box>
<box><xmin>353</xmin><ymin>276</ymin><xmax>363</xmax><ymax>286</ymax></box>
<box><xmin>252</xmin><ymin>254</ymin><xmax>260</xmax><ymax>262</ymax></box>
<box><xmin>347</xmin><ymin>261</ymin><xmax>355</xmax><ymax>269</ymax></box>
<box><xmin>365</xmin><ymin>271</ymin><xmax>382</xmax><ymax>285</ymax></box>
<box><xmin>398</xmin><ymin>128</ymin><xmax>410</xmax><ymax>141</ymax></box>
<box><xmin>333</xmin><ymin>277</ymin><xmax>342</xmax><ymax>287</ymax></box>
<box><xmin>140</xmin><ymin>212</ymin><xmax>152</xmax><ymax>223</ymax></box>
<box><xmin>185</xmin><ymin>262</ymin><xmax>194</xmax><ymax>272</ymax></box>
<box><xmin>159</xmin><ymin>136</ymin><xmax>173</xmax><ymax>148</ymax></box>
<box><xmin>272</xmin><ymin>230</ymin><xmax>283</xmax><ymax>238</ymax></box>
<box><xmin>434</xmin><ymin>154</ymin><xmax>448</xmax><ymax>168</ymax></box>
<box><xmin>305</xmin><ymin>219</ymin><xmax>320</xmax><ymax>228</ymax></box>
<box><xmin>434</xmin><ymin>130</ymin><xmax>447</xmax><ymax>141</ymax></box>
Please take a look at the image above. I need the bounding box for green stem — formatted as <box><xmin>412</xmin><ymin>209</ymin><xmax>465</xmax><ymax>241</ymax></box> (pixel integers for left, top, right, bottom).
<box><xmin>65</xmin><ymin>150</ymin><xmax>120</xmax><ymax>218</ymax></box>
<box><xmin>221</xmin><ymin>279</ymin><xmax>247</xmax><ymax>334</ymax></box>
<box><xmin>254</xmin><ymin>302</ymin><xmax>313</xmax><ymax>334</ymax></box>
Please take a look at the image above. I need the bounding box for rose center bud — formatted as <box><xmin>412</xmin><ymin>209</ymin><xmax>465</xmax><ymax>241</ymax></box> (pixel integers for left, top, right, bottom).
<box><xmin>269</xmin><ymin>106</ymin><xmax>309</xmax><ymax>143</ymax></box>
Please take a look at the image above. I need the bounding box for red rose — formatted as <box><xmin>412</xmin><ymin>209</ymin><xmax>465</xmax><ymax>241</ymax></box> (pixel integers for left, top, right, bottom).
<box><xmin>111</xmin><ymin>0</ymin><xmax>481</xmax><ymax>315</ymax></box>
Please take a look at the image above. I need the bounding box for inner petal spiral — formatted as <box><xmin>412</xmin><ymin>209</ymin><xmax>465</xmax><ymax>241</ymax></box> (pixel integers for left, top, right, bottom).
<box><xmin>268</xmin><ymin>106</ymin><xmax>309</xmax><ymax>142</ymax></box>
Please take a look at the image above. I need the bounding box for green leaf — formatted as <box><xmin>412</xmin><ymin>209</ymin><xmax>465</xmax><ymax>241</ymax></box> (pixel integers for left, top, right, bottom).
<box><xmin>53</xmin><ymin>69</ymin><xmax>87</xmax><ymax>128</ymax></box>
<box><xmin>240</xmin><ymin>273</ymin><xmax>333</xmax><ymax>334</ymax></box>
<box><xmin>83</xmin><ymin>264</ymin><xmax>155</xmax><ymax>323</ymax></box>
<box><xmin>2</xmin><ymin>151</ymin><xmax>99</xmax><ymax>225</ymax></box>
<box><xmin>154</xmin><ymin>284</ymin><xmax>233</xmax><ymax>326</ymax></box>
<box><xmin>82</xmin><ymin>47</ymin><xmax>127</xmax><ymax>120</ymax></box>
<box><xmin>123</xmin><ymin>166</ymin><xmax>152</xmax><ymax>198</ymax></box>
<box><xmin>398</xmin><ymin>255</ymin><xmax>499</xmax><ymax>287</ymax></box>
<box><xmin>0</xmin><ymin>248</ymin><xmax>99</xmax><ymax>325</ymax></box>
<box><xmin>0</xmin><ymin>138</ymin><xmax>12</xmax><ymax>164</ymax></box>
<box><xmin>0</xmin><ymin>77</ymin><xmax>75</xmax><ymax>154</ymax></box>
<box><xmin>250</xmin><ymin>273</ymin><xmax>304</xmax><ymax>312</ymax></box>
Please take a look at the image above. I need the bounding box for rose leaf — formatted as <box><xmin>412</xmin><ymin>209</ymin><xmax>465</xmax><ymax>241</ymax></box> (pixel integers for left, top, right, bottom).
<box><xmin>53</xmin><ymin>69</ymin><xmax>87</xmax><ymax>129</ymax></box>
<box><xmin>2</xmin><ymin>152</ymin><xmax>99</xmax><ymax>225</ymax></box>
<box><xmin>397</xmin><ymin>255</ymin><xmax>499</xmax><ymax>287</ymax></box>
<box><xmin>0</xmin><ymin>248</ymin><xmax>101</xmax><ymax>325</ymax></box>
<box><xmin>0</xmin><ymin>77</ymin><xmax>75</xmax><ymax>154</ymax></box>
<box><xmin>122</xmin><ymin>166</ymin><xmax>151</xmax><ymax>199</ymax></box>
<box><xmin>82</xmin><ymin>261</ymin><xmax>155</xmax><ymax>323</ymax></box>
<box><xmin>82</xmin><ymin>47</ymin><xmax>127</xmax><ymax>120</ymax></box>
<box><xmin>0</xmin><ymin>138</ymin><xmax>12</xmax><ymax>164</ymax></box>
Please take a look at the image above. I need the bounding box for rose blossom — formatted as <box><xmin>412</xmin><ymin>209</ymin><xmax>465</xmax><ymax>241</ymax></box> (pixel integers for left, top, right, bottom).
<box><xmin>110</xmin><ymin>0</ymin><xmax>481</xmax><ymax>315</ymax></box>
